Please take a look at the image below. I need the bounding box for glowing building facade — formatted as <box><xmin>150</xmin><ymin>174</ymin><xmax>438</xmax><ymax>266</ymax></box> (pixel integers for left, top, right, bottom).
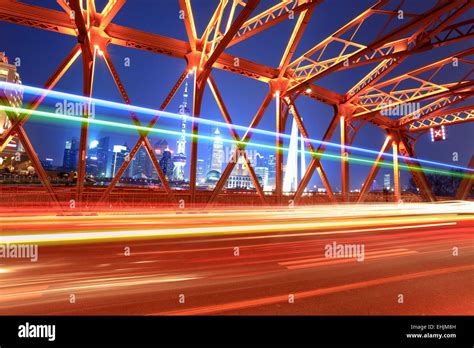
<box><xmin>210</xmin><ymin>127</ymin><xmax>224</xmax><ymax>173</ymax></box>
<box><xmin>172</xmin><ymin>76</ymin><xmax>189</xmax><ymax>181</ymax></box>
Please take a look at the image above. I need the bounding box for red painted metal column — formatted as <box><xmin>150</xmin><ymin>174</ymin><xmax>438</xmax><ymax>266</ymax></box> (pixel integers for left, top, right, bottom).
<box><xmin>392</xmin><ymin>140</ymin><xmax>401</xmax><ymax>203</ymax></box>
<box><xmin>76</xmin><ymin>48</ymin><xmax>96</xmax><ymax>204</ymax></box>
<box><xmin>340</xmin><ymin>115</ymin><xmax>350</xmax><ymax>202</ymax></box>
<box><xmin>275</xmin><ymin>91</ymin><xmax>284</xmax><ymax>205</ymax></box>
<box><xmin>189</xmin><ymin>67</ymin><xmax>201</xmax><ymax>204</ymax></box>
<box><xmin>357</xmin><ymin>135</ymin><xmax>393</xmax><ymax>203</ymax></box>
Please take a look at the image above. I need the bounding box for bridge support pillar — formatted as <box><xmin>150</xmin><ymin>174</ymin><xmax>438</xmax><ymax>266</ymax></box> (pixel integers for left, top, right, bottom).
<box><xmin>392</xmin><ymin>140</ymin><xmax>401</xmax><ymax>203</ymax></box>
<box><xmin>340</xmin><ymin>115</ymin><xmax>350</xmax><ymax>202</ymax></box>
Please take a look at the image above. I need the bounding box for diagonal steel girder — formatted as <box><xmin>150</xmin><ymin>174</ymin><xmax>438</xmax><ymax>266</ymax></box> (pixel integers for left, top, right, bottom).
<box><xmin>0</xmin><ymin>96</ymin><xmax>62</xmax><ymax>209</ymax></box>
<box><xmin>456</xmin><ymin>155</ymin><xmax>474</xmax><ymax>200</ymax></box>
<box><xmin>396</xmin><ymin>132</ymin><xmax>435</xmax><ymax>202</ymax></box>
<box><xmin>293</xmin><ymin>108</ymin><xmax>340</xmax><ymax>203</ymax></box>
<box><xmin>206</xmin><ymin>74</ymin><xmax>267</xmax><ymax>206</ymax></box>
<box><xmin>188</xmin><ymin>0</ymin><xmax>260</xmax><ymax>203</ymax></box>
<box><xmin>206</xmin><ymin>91</ymin><xmax>274</xmax><ymax>205</ymax></box>
<box><xmin>357</xmin><ymin>135</ymin><xmax>393</xmax><ymax>203</ymax></box>
<box><xmin>285</xmin><ymin>0</ymin><xmax>471</xmax><ymax>95</ymax></box>
<box><xmin>406</xmin><ymin>104</ymin><xmax>474</xmax><ymax>132</ymax></box>
<box><xmin>95</xmin><ymin>48</ymin><xmax>177</xmax><ymax>204</ymax></box>
<box><xmin>345</xmin><ymin>1</ymin><xmax>474</xmax><ymax>103</ymax></box>
<box><xmin>352</xmin><ymin>47</ymin><xmax>474</xmax><ymax>119</ymax></box>
<box><xmin>289</xmin><ymin>102</ymin><xmax>336</xmax><ymax>203</ymax></box>
<box><xmin>0</xmin><ymin>43</ymin><xmax>82</xmax><ymax>149</ymax></box>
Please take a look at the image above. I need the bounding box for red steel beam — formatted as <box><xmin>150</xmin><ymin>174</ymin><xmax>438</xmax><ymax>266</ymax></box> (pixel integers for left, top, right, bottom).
<box><xmin>179</xmin><ymin>0</ymin><xmax>198</xmax><ymax>51</ymax></box>
<box><xmin>398</xmin><ymin>133</ymin><xmax>435</xmax><ymax>202</ymax></box>
<box><xmin>207</xmin><ymin>91</ymin><xmax>274</xmax><ymax>205</ymax></box>
<box><xmin>277</xmin><ymin>2</ymin><xmax>315</xmax><ymax>77</ymax></box>
<box><xmin>229</xmin><ymin>0</ymin><xmax>318</xmax><ymax>48</ymax></box>
<box><xmin>405</xmin><ymin>104</ymin><xmax>474</xmax><ymax>132</ymax></box>
<box><xmin>0</xmin><ymin>98</ymin><xmax>61</xmax><ymax>209</ymax></box>
<box><xmin>293</xmin><ymin>110</ymin><xmax>339</xmax><ymax>203</ymax></box>
<box><xmin>357</xmin><ymin>135</ymin><xmax>393</xmax><ymax>203</ymax></box>
<box><xmin>206</xmin><ymin>74</ymin><xmax>267</xmax><ymax>205</ymax></box>
<box><xmin>286</xmin><ymin>0</ymin><xmax>469</xmax><ymax>94</ymax></box>
<box><xmin>345</xmin><ymin>4</ymin><xmax>473</xmax><ymax>103</ymax></box>
<box><xmin>200</xmin><ymin>0</ymin><xmax>260</xmax><ymax>81</ymax></box>
<box><xmin>275</xmin><ymin>91</ymin><xmax>284</xmax><ymax>204</ymax></box>
<box><xmin>340</xmin><ymin>115</ymin><xmax>350</xmax><ymax>202</ymax></box>
<box><xmin>290</xmin><ymin>103</ymin><xmax>336</xmax><ymax>203</ymax></box>
<box><xmin>99</xmin><ymin>48</ymin><xmax>177</xmax><ymax>203</ymax></box>
<box><xmin>0</xmin><ymin>44</ymin><xmax>82</xmax><ymax>148</ymax></box>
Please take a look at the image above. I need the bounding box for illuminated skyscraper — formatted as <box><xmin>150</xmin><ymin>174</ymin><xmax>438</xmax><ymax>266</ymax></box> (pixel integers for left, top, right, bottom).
<box><xmin>160</xmin><ymin>147</ymin><xmax>174</xmax><ymax>180</ymax></box>
<box><xmin>173</xmin><ymin>75</ymin><xmax>189</xmax><ymax>181</ymax></box>
<box><xmin>384</xmin><ymin>174</ymin><xmax>391</xmax><ymax>191</ymax></box>
<box><xmin>210</xmin><ymin>127</ymin><xmax>224</xmax><ymax>173</ymax></box>
<box><xmin>197</xmin><ymin>158</ymin><xmax>205</xmax><ymax>183</ymax></box>
<box><xmin>86</xmin><ymin>137</ymin><xmax>110</xmax><ymax>177</ymax></box>
<box><xmin>267</xmin><ymin>154</ymin><xmax>276</xmax><ymax>189</ymax></box>
<box><xmin>111</xmin><ymin>143</ymin><xmax>131</xmax><ymax>178</ymax></box>
<box><xmin>154</xmin><ymin>139</ymin><xmax>169</xmax><ymax>159</ymax></box>
<box><xmin>131</xmin><ymin>146</ymin><xmax>152</xmax><ymax>179</ymax></box>
<box><xmin>371</xmin><ymin>179</ymin><xmax>377</xmax><ymax>192</ymax></box>
<box><xmin>63</xmin><ymin>137</ymin><xmax>79</xmax><ymax>171</ymax></box>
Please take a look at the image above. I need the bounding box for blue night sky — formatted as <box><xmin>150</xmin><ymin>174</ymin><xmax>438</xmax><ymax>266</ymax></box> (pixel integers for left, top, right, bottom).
<box><xmin>1</xmin><ymin>0</ymin><xmax>472</xmax><ymax>190</ymax></box>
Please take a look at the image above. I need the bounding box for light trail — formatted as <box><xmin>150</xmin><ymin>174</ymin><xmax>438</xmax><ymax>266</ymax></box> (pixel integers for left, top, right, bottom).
<box><xmin>0</xmin><ymin>214</ymin><xmax>469</xmax><ymax>245</ymax></box>
<box><xmin>0</xmin><ymin>104</ymin><xmax>472</xmax><ymax>179</ymax></box>
<box><xmin>1</xmin><ymin>202</ymin><xmax>472</xmax><ymax>224</ymax></box>
<box><xmin>156</xmin><ymin>264</ymin><xmax>474</xmax><ymax>315</ymax></box>
<box><xmin>0</xmin><ymin>202</ymin><xmax>472</xmax><ymax>316</ymax></box>
<box><xmin>1</xmin><ymin>81</ymin><xmax>473</xmax><ymax>173</ymax></box>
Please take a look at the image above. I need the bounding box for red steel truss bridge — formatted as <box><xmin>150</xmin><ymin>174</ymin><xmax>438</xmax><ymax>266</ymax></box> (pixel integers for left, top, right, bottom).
<box><xmin>0</xmin><ymin>0</ymin><xmax>472</xmax><ymax>210</ymax></box>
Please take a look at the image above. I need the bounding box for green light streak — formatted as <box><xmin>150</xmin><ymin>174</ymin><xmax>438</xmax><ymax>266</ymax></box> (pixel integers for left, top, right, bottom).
<box><xmin>2</xmin><ymin>105</ymin><xmax>473</xmax><ymax>180</ymax></box>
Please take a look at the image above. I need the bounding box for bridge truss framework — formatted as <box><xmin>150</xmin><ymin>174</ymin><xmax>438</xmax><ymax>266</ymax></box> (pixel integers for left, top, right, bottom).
<box><xmin>0</xmin><ymin>0</ymin><xmax>473</xmax><ymax>209</ymax></box>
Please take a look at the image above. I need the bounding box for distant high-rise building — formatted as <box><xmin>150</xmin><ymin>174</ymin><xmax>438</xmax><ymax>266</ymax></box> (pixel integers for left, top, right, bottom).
<box><xmin>210</xmin><ymin>127</ymin><xmax>224</xmax><ymax>173</ymax></box>
<box><xmin>255</xmin><ymin>152</ymin><xmax>267</xmax><ymax>167</ymax></box>
<box><xmin>371</xmin><ymin>179</ymin><xmax>377</xmax><ymax>192</ymax></box>
<box><xmin>41</xmin><ymin>158</ymin><xmax>54</xmax><ymax>170</ymax></box>
<box><xmin>62</xmin><ymin>137</ymin><xmax>79</xmax><ymax>171</ymax></box>
<box><xmin>254</xmin><ymin>152</ymin><xmax>269</xmax><ymax>189</ymax></box>
<box><xmin>154</xmin><ymin>139</ymin><xmax>169</xmax><ymax>159</ymax></box>
<box><xmin>384</xmin><ymin>174</ymin><xmax>391</xmax><ymax>191</ymax></box>
<box><xmin>86</xmin><ymin>137</ymin><xmax>110</xmax><ymax>177</ymax></box>
<box><xmin>173</xmin><ymin>76</ymin><xmax>189</xmax><ymax>181</ymax></box>
<box><xmin>111</xmin><ymin>143</ymin><xmax>130</xmax><ymax>178</ymax></box>
<box><xmin>255</xmin><ymin>166</ymin><xmax>269</xmax><ymax>188</ymax></box>
<box><xmin>131</xmin><ymin>146</ymin><xmax>152</xmax><ymax>179</ymax></box>
<box><xmin>197</xmin><ymin>158</ymin><xmax>205</xmax><ymax>183</ymax></box>
<box><xmin>96</xmin><ymin>137</ymin><xmax>110</xmax><ymax>178</ymax></box>
<box><xmin>267</xmin><ymin>154</ymin><xmax>276</xmax><ymax>189</ymax></box>
<box><xmin>159</xmin><ymin>147</ymin><xmax>174</xmax><ymax>180</ymax></box>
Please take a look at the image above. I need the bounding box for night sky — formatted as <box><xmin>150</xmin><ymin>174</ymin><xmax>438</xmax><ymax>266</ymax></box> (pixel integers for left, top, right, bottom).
<box><xmin>1</xmin><ymin>0</ymin><xmax>472</xmax><ymax>190</ymax></box>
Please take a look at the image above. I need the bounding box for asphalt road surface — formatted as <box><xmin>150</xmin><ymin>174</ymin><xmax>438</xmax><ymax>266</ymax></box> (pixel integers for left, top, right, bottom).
<box><xmin>0</xmin><ymin>202</ymin><xmax>473</xmax><ymax>315</ymax></box>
